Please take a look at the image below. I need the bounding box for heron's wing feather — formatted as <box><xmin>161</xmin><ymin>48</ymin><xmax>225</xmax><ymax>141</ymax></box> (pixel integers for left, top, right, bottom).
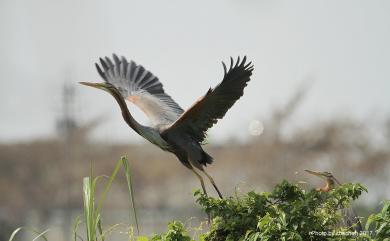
<box><xmin>162</xmin><ymin>56</ymin><xmax>253</xmax><ymax>143</ymax></box>
<box><xmin>96</xmin><ymin>54</ymin><xmax>184</xmax><ymax>126</ymax></box>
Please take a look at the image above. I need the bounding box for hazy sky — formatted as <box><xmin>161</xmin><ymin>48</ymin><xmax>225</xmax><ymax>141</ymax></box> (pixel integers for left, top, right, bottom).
<box><xmin>1</xmin><ymin>0</ymin><xmax>389</xmax><ymax>143</ymax></box>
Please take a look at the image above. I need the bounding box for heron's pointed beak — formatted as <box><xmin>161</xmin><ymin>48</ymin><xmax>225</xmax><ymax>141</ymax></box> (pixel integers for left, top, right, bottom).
<box><xmin>79</xmin><ymin>82</ymin><xmax>106</xmax><ymax>89</ymax></box>
<box><xmin>304</xmin><ymin>169</ymin><xmax>325</xmax><ymax>179</ymax></box>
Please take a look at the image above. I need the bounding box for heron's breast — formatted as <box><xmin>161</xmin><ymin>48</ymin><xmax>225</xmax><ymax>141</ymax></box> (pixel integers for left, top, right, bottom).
<box><xmin>141</xmin><ymin>129</ymin><xmax>171</xmax><ymax>150</ymax></box>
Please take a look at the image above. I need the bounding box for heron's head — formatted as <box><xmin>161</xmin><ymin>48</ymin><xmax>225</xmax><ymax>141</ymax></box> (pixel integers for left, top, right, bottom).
<box><xmin>305</xmin><ymin>169</ymin><xmax>340</xmax><ymax>191</ymax></box>
<box><xmin>79</xmin><ymin>82</ymin><xmax>118</xmax><ymax>95</ymax></box>
<box><xmin>305</xmin><ymin>170</ymin><xmax>333</xmax><ymax>180</ymax></box>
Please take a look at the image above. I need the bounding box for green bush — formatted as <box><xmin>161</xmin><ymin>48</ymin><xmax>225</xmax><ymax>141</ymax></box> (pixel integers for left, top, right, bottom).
<box><xmin>147</xmin><ymin>221</ymin><xmax>192</xmax><ymax>241</ymax></box>
<box><xmin>196</xmin><ymin>181</ymin><xmax>370</xmax><ymax>241</ymax></box>
<box><xmin>144</xmin><ymin>181</ymin><xmax>389</xmax><ymax>241</ymax></box>
<box><xmin>366</xmin><ymin>201</ymin><xmax>390</xmax><ymax>240</ymax></box>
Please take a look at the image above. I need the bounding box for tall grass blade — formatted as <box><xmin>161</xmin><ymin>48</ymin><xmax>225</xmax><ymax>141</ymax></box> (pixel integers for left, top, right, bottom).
<box><xmin>79</xmin><ymin>157</ymin><xmax>140</xmax><ymax>241</ymax></box>
<box><xmin>72</xmin><ymin>216</ymin><xmax>84</xmax><ymax>241</ymax></box>
<box><xmin>8</xmin><ymin>227</ymin><xmax>49</xmax><ymax>241</ymax></box>
<box><xmin>83</xmin><ymin>176</ymin><xmax>96</xmax><ymax>241</ymax></box>
<box><xmin>32</xmin><ymin>229</ymin><xmax>50</xmax><ymax>241</ymax></box>
<box><xmin>96</xmin><ymin>159</ymin><xmax>122</xmax><ymax>214</ymax></box>
<box><xmin>9</xmin><ymin>227</ymin><xmax>23</xmax><ymax>241</ymax></box>
<box><xmin>97</xmin><ymin>219</ymin><xmax>104</xmax><ymax>241</ymax></box>
<box><xmin>121</xmin><ymin>156</ymin><xmax>140</xmax><ymax>235</ymax></box>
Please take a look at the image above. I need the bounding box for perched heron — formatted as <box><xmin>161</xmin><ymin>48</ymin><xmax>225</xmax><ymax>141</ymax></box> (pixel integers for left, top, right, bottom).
<box><xmin>305</xmin><ymin>170</ymin><xmax>363</xmax><ymax>232</ymax></box>
<box><xmin>80</xmin><ymin>54</ymin><xmax>254</xmax><ymax>199</ymax></box>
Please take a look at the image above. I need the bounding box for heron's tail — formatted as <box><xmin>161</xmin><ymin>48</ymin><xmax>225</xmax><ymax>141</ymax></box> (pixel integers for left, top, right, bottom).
<box><xmin>201</xmin><ymin>151</ymin><xmax>213</xmax><ymax>166</ymax></box>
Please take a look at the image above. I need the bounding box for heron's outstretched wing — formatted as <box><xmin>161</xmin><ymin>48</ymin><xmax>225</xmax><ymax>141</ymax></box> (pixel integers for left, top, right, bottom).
<box><xmin>95</xmin><ymin>54</ymin><xmax>184</xmax><ymax>126</ymax></box>
<box><xmin>162</xmin><ymin>56</ymin><xmax>253</xmax><ymax>143</ymax></box>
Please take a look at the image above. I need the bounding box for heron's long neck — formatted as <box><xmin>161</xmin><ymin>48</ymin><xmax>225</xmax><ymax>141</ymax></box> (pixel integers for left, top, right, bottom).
<box><xmin>320</xmin><ymin>179</ymin><xmax>336</xmax><ymax>192</ymax></box>
<box><xmin>111</xmin><ymin>90</ymin><xmax>142</xmax><ymax>135</ymax></box>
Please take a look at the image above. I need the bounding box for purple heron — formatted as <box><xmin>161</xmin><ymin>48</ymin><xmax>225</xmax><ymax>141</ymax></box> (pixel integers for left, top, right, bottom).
<box><xmin>305</xmin><ymin>170</ymin><xmax>363</xmax><ymax>232</ymax></box>
<box><xmin>80</xmin><ymin>54</ymin><xmax>254</xmax><ymax>199</ymax></box>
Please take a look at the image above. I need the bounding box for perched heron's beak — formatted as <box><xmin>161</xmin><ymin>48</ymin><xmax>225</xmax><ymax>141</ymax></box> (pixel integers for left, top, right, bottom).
<box><xmin>304</xmin><ymin>169</ymin><xmax>325</xmax><ymax>179</ymax></box>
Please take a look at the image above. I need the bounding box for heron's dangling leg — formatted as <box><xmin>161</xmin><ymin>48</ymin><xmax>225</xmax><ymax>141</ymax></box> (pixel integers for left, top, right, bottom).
<box><xmin>190</xmin><ymin>167</ymin><xmax>212</xmax><ymax>223</ymax></box>
<box><xmin>202</xmin><ymin>170</ymin><xmax>223</xmax><ymax>199</ymax></box>
<box><xmin>190</xmin><ymin>167</ymin><xmax>208</xmax><ymax>197</ymax></box>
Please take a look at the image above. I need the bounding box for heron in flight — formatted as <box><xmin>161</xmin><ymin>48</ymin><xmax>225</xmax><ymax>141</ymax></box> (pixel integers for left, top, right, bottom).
<box><xmin>80</xmin><ymin>54</ymin><xmax>254</xmax><ymax>199</ymax></box>
<box><xmin>305</xmin><ymin>170</ymin><xmax>363</xmax><ymax>232</ymax></box>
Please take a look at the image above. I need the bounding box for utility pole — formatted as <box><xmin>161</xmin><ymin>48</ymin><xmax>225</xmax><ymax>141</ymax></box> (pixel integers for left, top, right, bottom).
<box><xmin>57</xmin><ymin>80</ymin><xmax>78</xmax><ymax>139</ymax></box>
<box><xmin>56</xmin><ymin>70</ymin><xmax>78</xmax><ymax>241</ymax></box>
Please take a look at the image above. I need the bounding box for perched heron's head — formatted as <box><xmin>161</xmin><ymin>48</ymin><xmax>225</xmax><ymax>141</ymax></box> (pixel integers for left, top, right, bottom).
<box><xmin>305</xmin><ymin>169</ymin><xmax>340</xmax><ymax>192</ymax></box>
<box><xmin>305</xmin><ymin>170</ymin><xmax>333</xmax><ymax>179</ymax></box>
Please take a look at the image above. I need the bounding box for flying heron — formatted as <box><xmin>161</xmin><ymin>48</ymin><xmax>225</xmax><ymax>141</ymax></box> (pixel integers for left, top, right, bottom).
<box><xmin>80</xmin><ymin>54</ymin><xmax>254</xmax><ymax>199</ymax></box>
<box><xmin>305</xmin><ymin>170</ymin><xmax>363</xmax><ymax>232</ymax></box>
